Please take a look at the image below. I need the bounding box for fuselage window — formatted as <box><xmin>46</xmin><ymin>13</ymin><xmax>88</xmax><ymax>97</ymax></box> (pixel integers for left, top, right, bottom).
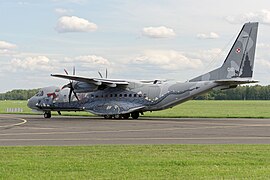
<box><xmin>95</xmin><ymin>95</ymin><xmax>99</xmax><ymax>98</ymax></box>
<box><xmin>119</xmin><ymin>94</ymin><xmax>122</xmax><ymax>97</ymax></box>
<box><xmin>114</xmin><ymin>94</ymin><xmax>117</xmax><ymax>97</ymax></box>
<box><xmin>124</xmin><ymin>94</ymin><xmax>127</xmax><ymax>97</ymax></box>
<box><xmin>129</xmin><ymin>94</ymin><xmax>132</xmax><ymax>97</ymax></box>
<box><xmin>139</xmin><ymin>94</ymin><xmax>142</xmax><ymax>97</ymax></box>
<box><xmin>110</xmin><ymin>94</ymin><xmax>113</xmax><ymax>97</ymax></box>
<box><xmin>134</xmin><ymin>94</ymin><xmax>137</xmax><ymax>97</ymax></box>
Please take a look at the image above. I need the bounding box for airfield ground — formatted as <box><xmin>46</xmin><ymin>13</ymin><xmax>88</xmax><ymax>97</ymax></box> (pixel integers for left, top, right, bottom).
<box><xmin>1</xmin><ymin>101</ymin><xmax>270</xmax><ymax>179</ymax></box>
<box><xmin>0</xmin><ymin>114</ymin><xmax>270</xmax><ymax>179</ymax></box>
<box><xmin>1</xmin><ymin>115</ymin><xmax>270</xmax><ymax>145</ymax></box>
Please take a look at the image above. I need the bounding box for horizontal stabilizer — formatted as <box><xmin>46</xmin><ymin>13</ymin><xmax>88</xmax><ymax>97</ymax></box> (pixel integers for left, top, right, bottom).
<box><xmin>215</xmin><ymin>78</ymin><xmax>258</xmax><ymax>85</ymax></box>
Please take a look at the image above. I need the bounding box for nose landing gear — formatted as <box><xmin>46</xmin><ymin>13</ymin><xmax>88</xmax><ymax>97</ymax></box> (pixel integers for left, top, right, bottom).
<box><xmin>44</xmin><ymin>111</ymin><xmax>51</xmax><ymax>118</ymax></box>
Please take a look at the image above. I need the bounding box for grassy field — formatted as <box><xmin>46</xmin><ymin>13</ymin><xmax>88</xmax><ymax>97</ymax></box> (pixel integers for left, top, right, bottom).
<box><xmin>1</xmin><ymin>100</ymin><xmax>270</xmax><ymax>118</ymax></box>
<box><xmin>0</xmin><ymin>145</ymin><xmax>269</xmax><ymax>179</ymax></box>
<box><xmin>1</xmin><ymin>104</ymin><xmax>270</xmax><ymax>179</ymax></box>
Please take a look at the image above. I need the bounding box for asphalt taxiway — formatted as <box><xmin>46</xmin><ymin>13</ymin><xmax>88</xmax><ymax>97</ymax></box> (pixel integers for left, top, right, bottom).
<box><xmin>0</xmin><ymin>114</ymin><xmax>270</xmax><ymax>146</ymax></box>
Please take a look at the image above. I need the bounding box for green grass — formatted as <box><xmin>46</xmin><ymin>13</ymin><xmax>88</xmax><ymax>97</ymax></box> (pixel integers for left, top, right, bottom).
<box><xmin>0</xmin><ymin>100</ymin><xmax>29</xmax><ymax>113</ymax></box>
<box><xmin>0</xmin><ymin>145</ymin><xmax>269</xmax><ymax>179</ymax></box>
<box><xmin>2</xmin><ymin>100</ymin><xmax>270</xmax><ymax>118</ymax></box>
<box><xmin>0</xmin><ymin>100</ymin><xmax>92</xmax><ymax>116</ymax></box>
<box><xmin>145</xmin><ymin>100</ymin><xmax>270</xmax><ymax>118</ymax></box>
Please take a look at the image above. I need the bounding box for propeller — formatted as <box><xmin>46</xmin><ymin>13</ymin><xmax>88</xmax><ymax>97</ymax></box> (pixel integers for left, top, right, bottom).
<box><xmin>62</xmin><ymin>67</ymin><xmax>79</xmax><ymax>102</ymax></box>
<box><xmin>98</xmin><ymin>68</ymin><xmax>108</xmax><ymax>79</ymax></box>
<box><xmin>98</xmin><ymin>71</ymin><xmax>103</xmax><ymax>78</ymax></box>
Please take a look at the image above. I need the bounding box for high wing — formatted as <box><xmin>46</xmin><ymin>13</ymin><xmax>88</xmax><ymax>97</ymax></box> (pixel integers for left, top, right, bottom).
<box><xmin>51</xmin><ymin>74</ymin><xmax>129</xmax><ymax>88</ymax></box>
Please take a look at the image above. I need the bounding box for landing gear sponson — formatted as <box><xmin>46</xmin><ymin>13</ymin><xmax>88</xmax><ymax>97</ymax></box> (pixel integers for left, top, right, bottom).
<box><xmin>104</xmin><ymin>112</ymin><xmax>141</xmax><ymax>119</ymax></box>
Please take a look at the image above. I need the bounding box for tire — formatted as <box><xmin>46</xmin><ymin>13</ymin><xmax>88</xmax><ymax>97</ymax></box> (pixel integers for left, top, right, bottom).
<box><xmin>114</xmin><ymin>114</ymin><xmax>122</xmax><ymax>119</ymax></box>
<box><xmin>131</xmin><ymin>112</ymin><xmax>139</xmax><ymax>119</ymax></box>
<box><xmin>122</xmin><ymin>113</ymin><xmax>130</xmax><ymax>119</ymax></box>
<box><xmin>104</xmin><ymin>115</ymin><xmax>112</xmax><ymax>119</ymax></box>
<box><xmin>44</xmin><ymin>111</ymin><xmax>51</xmax><ymax>118</ymax></box>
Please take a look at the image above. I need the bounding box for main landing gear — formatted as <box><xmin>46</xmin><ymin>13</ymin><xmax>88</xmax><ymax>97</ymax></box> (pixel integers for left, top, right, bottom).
<box><xmin>44</xmin><ymin>111</ymin><xmax>51</xmax><ymax>118</ymax></box>
<box><xmin>103</xmin><ymin>112</ymin><xmax>141</xmax><ymax>120</ymax></box>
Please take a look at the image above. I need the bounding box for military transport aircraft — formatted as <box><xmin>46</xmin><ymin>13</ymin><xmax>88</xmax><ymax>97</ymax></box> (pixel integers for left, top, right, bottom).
<box><xmin>27</xmin><ymin>22</ymin><xmax>259</xmax><ymax>119</ymax></box>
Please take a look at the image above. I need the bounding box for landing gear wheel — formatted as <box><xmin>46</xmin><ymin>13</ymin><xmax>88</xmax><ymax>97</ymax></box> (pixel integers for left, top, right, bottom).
<box><xmin>44</xmin><ymin>111</ymin><xmax>51</xmax><ymax>118</ymax></box>
<box><xmin>104</xmin><ymin>115</ymin><xmax>112</xmax><ymax>119</ymax></box>
<box><xmin>123</xmin><ymin>113</ymin><xmax>130</xmax><ymax>119</ymax></box>
<box><xmin>114</xmin><ymin>114</ymin><xmax>122</xmax><ymax>119</ymax></box>
<box><xmin>131</xmin><ymin>112</ymin><xmax>139</xmax><ymax>119</ymax></box>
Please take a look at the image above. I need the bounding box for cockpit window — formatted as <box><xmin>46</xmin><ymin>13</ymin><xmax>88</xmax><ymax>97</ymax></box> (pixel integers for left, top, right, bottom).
<box><xmin>36</xmin><ymin>91</ymin><xmax>44</xmax><ymax>97</ymax></box>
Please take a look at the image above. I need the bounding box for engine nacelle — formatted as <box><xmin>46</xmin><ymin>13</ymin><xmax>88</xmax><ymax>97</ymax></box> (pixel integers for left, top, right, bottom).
<box><xmin>73</xmin><ymin>82</ymin><xmax>98</xmax><ymax>93</ymax></box>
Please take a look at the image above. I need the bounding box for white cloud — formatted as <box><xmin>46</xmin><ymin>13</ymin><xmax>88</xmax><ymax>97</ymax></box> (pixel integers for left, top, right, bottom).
<box><xmin>142</xmin><ymin>26</ymin><xmax>176</xmax><ymax>38</ymax></box>
<box><xmin>197</xmin><ymin>32</ymin><xmax>219</xmax><ymax>39</ymax></box>
<box><xmin>54</xmin><ymin>8</ymin><xmax>73</xmax><ymax>15</ymax></box>
<box><xmin>257</xmin><ymin>43</ymin><xmax>270</xmax><ymax>49</ymax></box>
<box><xmin>55</xmin><ymin>16</ymin><xmax>97</xmax><ymax>33</ymax></box>
<box><xmin>132</xmin><ymin>50</ymin><xmax>202</xmax><ymax>70</ymax></box>
<box><xmin>187</xmin><ymin>48</ymin><xmax>222</xmax><ymax>61</ymax></box>
<box><xmin>225</xmin><ymin>9</ymin><xmax>270</xmax><ymax>24</ymax></box>
<box><xmin>10</xmin><ymin>56</ymin><xmax>53</xmax><ymax>71</ymax></box>
<box><xmin>257</xmin><ymin>58</ymin><xmax>270</xmax><ymax>69</ymax></box>
<box><xmin>0</xmin><ymin>41</ymin><xmax>17</xmax><ymax>49</ymax></box>
<box><xmin>186</xmin><ymin>48</ymin><xmax>224</xmax><ymax>69</ymax></box>
<box><xmin>74</xmin><ymin>55</ymin><xmax>110</xmax><ymax>65</ymax></box>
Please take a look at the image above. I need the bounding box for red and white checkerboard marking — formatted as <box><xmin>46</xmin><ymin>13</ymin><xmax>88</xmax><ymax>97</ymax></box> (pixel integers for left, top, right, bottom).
<box><xmin>236</xmin><ymin>48</ymin><xmax>241</xmax><ymax>53</ymax></box>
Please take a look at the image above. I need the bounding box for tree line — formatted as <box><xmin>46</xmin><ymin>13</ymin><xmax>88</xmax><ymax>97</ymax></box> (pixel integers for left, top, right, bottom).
<box><xmin>0</xmin><ymin>89</ymin><xmax>39</xmax><ymax>100</ymax></box>
<box><xmin>1</xmin><ymin>85</ymin><xmax>270</xmax><ymax>100</ymax></box>
<box><xmin>196</xmin><ymin>85</ymin><xmax>270</xmax><ymax>100</ymax></box>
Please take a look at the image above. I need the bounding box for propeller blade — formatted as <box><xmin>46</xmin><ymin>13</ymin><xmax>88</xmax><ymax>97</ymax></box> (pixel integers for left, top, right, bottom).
<box><xmin>105</xmin><ymin>68</ymin><xmax>108</xmax><ymax>79</ymax></box>
<box><xmin>64</xmin><ymin>69</ymin><xmax>69</xmax><ymax>75</ymax></box>
<box><xmin>68</xmin><ymin>88</ymin><xmax>72</xmax><ymax>103</ymax></box>
<box><xmin>73</xmin><ymin>91</ymin><xmax>79</xmax><ymax>101</ymax></box>
<box><xmin>62</xmin><ymin>83</ymin><xmax>71</xmax><ymax>89</ymax></box>
<box><xmin>63</xmin><ymin>67</ymin><xmax>79</xmax><ymax>103</ymax></box>
<box><xmin>98</xmin><ymin>71</ymin><xmax>103</xmax><ymax>78</ymax></box>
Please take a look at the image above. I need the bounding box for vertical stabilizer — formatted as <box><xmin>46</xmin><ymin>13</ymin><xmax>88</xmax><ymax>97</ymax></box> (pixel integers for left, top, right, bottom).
<box><xmin>190</xmin><ymin>22</ymin><xmax>258</xmax><ymax>82</ymax></box>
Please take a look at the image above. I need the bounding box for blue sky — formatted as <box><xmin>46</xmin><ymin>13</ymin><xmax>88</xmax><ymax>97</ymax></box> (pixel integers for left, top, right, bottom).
<box><xmin>1</xmin><ymin>0</ymin><xmax>270</xmax><ymax>92</ymax></box>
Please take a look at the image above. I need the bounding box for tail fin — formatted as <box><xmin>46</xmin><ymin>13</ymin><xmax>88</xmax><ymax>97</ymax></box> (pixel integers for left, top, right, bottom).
<box><xmin>190</xmin><ymin>22</ymin><xmax>258</xmax><ymax>82</ymax></box>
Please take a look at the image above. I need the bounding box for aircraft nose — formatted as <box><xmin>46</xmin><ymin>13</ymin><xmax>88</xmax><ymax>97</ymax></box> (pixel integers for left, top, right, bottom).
<box><xmin>27</xmin><ymin>97</ymin><xmax>38</xmax><ymax>109</ymax></box>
